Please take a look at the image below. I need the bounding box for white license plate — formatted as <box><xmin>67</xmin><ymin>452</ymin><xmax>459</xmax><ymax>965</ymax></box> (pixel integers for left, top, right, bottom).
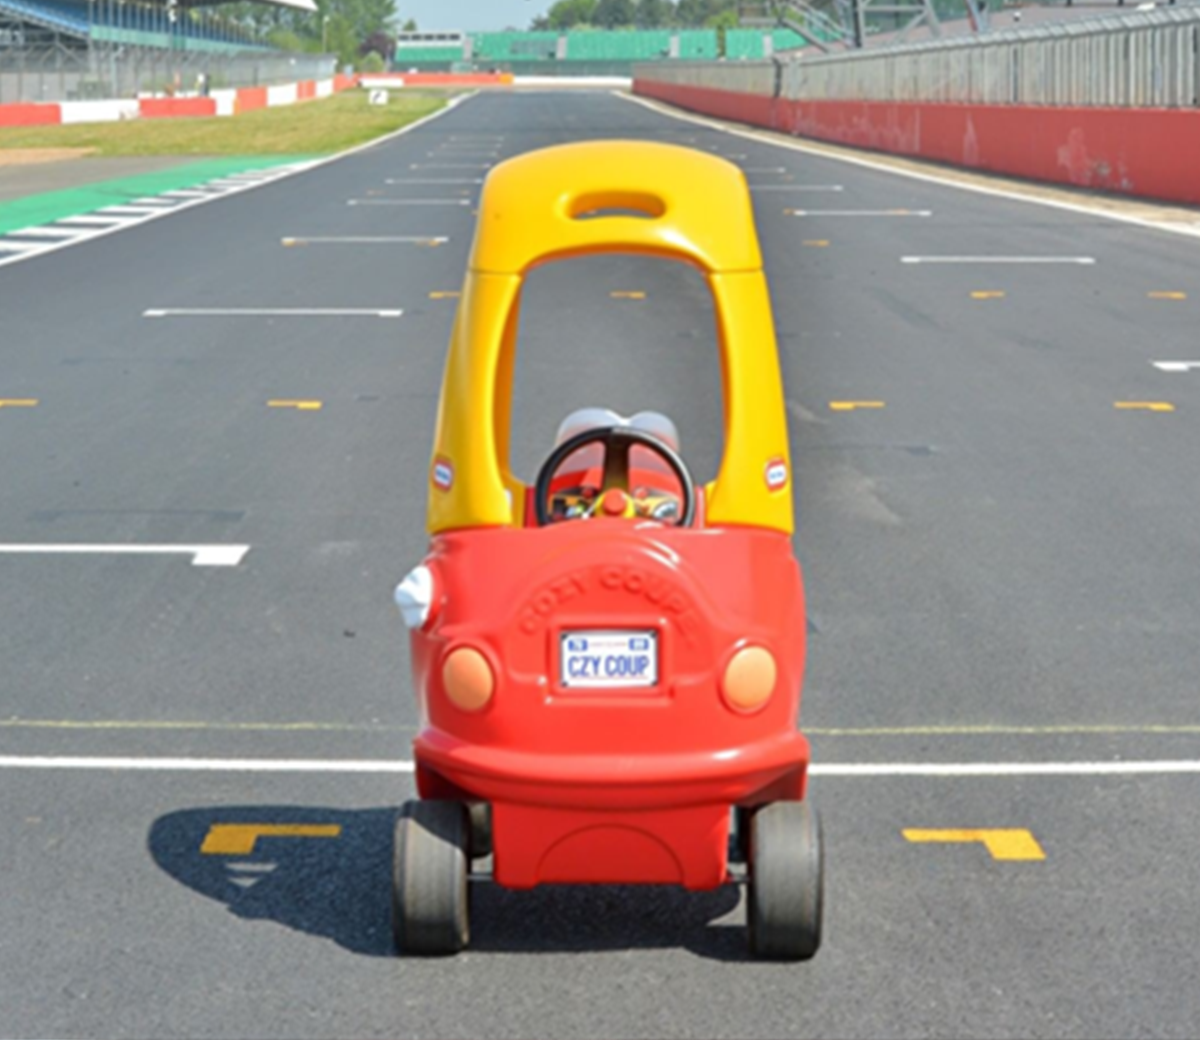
<box><xmin>559</xmin><ymin>630</ymin><xmax>659</xmax><ymax>689</ymax></box>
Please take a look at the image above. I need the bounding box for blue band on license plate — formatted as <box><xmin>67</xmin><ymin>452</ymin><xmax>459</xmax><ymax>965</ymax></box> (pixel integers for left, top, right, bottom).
<box><xmin>559</xmin><ymin>629</ymin><xmax>659</xmax><ymax>689</ymax></box>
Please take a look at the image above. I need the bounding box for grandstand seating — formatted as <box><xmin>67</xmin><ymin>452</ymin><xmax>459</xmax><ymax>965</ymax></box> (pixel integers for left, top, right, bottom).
<box><xmin>0</xmin><ymin>0</ymin><xmax>260</xmax><ymax>49</ymax></box>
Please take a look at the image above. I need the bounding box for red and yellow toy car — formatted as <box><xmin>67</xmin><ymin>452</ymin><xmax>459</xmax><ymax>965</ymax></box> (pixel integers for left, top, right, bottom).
<box><xmin>393</xmin><ymin>140</ymin><xmax>822</xmax><ymax>960</ymax></box>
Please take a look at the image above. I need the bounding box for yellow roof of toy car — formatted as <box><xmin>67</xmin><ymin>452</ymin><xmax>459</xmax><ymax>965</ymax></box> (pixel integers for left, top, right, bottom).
<box><xmin>469</xmin><ymin>140</ymin><xmax>764</xmax><ymax>275</ymax></box>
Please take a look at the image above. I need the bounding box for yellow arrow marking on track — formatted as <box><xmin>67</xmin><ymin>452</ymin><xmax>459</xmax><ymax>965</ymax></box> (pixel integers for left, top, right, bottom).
<box><xmin>611</xmin><ymin>291</ymin><xmax>647</xmax><ymax>300</ymax></box>
<box><xmin>201</xmin><ymin>823</ymin><xmax>342</xmax><ymax>856</ymax></box>
<box><xmin>1115</xmin><ymin>401</ymin><xmax>1175</xmax><ymax>412</ymax></box>
<box><xmin>903</xmin><ymin>828</ymin><xmax>1045</xmax><ymax>861</ymax></box>
<box><xmin>1148</xmin><ymin>291</ymin><xmax>1187</xmax><ymax>300</ymax></box>
<box><xmin>429</xmin><ymin>291</ymin><xmax>461</xmax><ymax>300</ymax></box>
<box><xmin>267</xmin><ymin>400</ymin><xmax>322</xmax><ymax>411</ymax></box>
<box><xmin>0</xmin><ymin>399</ymin><xmax>38</xmax><ymax>408</ymax></box>
<box><xmin>970</xmin><ymin>291</ymin><xmax>1006</xmax><ymax>300</ymax></box>
<box><xmin>829</xmin><ymin>401</ymin><xmax>885</xmax><ymax>411</ymax></box>
<box><xmin>802</xmin><ymin>239</ymin><xmax>830</xmax><ymax>247</ymax></box>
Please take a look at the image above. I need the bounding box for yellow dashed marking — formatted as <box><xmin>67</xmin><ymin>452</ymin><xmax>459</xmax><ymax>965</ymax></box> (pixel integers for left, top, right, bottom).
<box><xmin>281</xmin><ymin>238</ymin><xmax>302</xmax><ymax>247</ymax></box>
<box><xmin>0</xmin><ymin>399</ymin><xmax>38</xmax><ymax>408</ymax></box>
<box><xmin>904</xmin><ymin>828</ymin><xmax>1046</xmax><ymax>861</ymax></box>
<box><xmin>802</xmin><ymin>239</ymin><xmax>830</xmax><ymax>247</ymax></box>
<box><xmin>429</xmin><ymin>291</ymin><xmax>461</xmax><ymax>300</ymax></box>
<box><xmin>1115</xmin><ymin>401</ymin><xmax>1175</xmax><ymax>412</ymax></box>
<box><xmin>268</xmin><ymin>400</ymin><xmax>323</xmax><ymax>411</ymax></box>
<box><xmin>201</xmin><ymin>823</ymin><xmax>342</xmax><ymax>856</ymax></box>
<box><xmin>611</xmin><ymin>291</ymin><xmax>647</xmax><ymax>300</ymax></box>
<box><xmin>829</xmin><ymin>401</ymin><xmax>885</xmax><ymax>412</ymax></box>
<box><xmin>970</xmin><ymin>291</ymin><xmax>1006</xmax><ymax>300</ymax></box>
<box><xmin>1148</xmin><ymin>291</ymin><xmax>1187</xmax><ymax>300</ymax></box>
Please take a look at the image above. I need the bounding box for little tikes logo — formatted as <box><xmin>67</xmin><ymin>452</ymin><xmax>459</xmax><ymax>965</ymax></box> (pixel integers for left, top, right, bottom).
<box><xmin>431</xmin><ymin>457</ymin><xmax>454</xmax><ymax>492</ymax></box>
<box><xmin>765</xmin><ymin>457</ymin><xmax>788</xmax><ymax>491</ymax></box>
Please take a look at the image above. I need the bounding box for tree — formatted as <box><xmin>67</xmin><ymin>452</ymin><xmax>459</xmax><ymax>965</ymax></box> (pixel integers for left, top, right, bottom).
<box><xmin>359</xmin><ymin>28</ymin><xmax>394</xmax><ymax>61</ymax></box>
<box><xmin>593</xmin><ymin>0</ymin><xmax>635</xmax><ymax>26</ymax></box>
<box><xmin>635</xmin><ymin>0</ymin><xmax>674</xmax><ymax>27</ymax></box>
<box><xmin>545</xmin><ymin>0</ymin><xmax>598</xmax><ymax>29</ymax></box>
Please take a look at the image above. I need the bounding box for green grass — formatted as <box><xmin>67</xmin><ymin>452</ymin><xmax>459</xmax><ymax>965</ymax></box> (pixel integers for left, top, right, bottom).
<box><xmin>0</xmin><ymin>89</ymin><xmax>451</xmax><ymax>157</ymax></box>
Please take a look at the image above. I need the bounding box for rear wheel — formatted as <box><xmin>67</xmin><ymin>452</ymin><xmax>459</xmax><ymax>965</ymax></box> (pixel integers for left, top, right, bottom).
<box><xmin>392</xmin><ymin>800</ymin><xmax>470</xmax><ymax>956</ymax></box>
<box><xmin>747</xmin><ymin>800</ymin><xmax>823</xmax><ymax>961</ymax></box>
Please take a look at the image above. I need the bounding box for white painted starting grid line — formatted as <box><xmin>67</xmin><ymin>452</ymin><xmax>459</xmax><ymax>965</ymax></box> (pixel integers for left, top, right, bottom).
<box><xmin>0</xmin><ymin>544</ymin><xmax>249</xmax><ymax>566</ymax></box>
<box><xmin>902</xmin><ymin>255</ymin><xmax>1097</xmax><ymax>264</ymax></box>
<box><xmin>281</xmin><ymin>236</ymin><xmax>449</xmax><ymax>246</ymax></box>
<box><xmin>347</xmin><ymin>199</ymin><xmax>471</xmax><ymax>207</ymax></box>
<box><xmin>789</xmin><ymin>209</ymin><xmax>933</xmax><ymax>217</ymax></box>
<box><xmin>144</xmin><ymin>309</ymin><xmax>404</xmax><ymax>318</ymax></box>
<box><xmin>3</xmin><ymin>757</ymin><xmax>1200</xmax><ymax>775</ymax></box>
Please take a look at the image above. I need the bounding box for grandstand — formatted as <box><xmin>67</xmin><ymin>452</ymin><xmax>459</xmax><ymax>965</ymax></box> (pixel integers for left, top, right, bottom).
<box><xmin>0</xmin><ymin>0</ymin><xmax>318</xmax><ymax>102</ymax></box>
<box><xmin>393</xmin><ymin>27</ymin><xmax>813</xmax><ymax>76</ymax></box>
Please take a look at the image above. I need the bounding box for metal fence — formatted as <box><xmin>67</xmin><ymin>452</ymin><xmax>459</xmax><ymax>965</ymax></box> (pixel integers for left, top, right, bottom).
<box><xmin>638</xmin><ymin>6</ymin><xmax>1200</xmax><ymax>108</ymax></box>
<box><xmin>0</xmin><ymin>37</ymin><xmax>334</xmax><ymax>103</ymax></box>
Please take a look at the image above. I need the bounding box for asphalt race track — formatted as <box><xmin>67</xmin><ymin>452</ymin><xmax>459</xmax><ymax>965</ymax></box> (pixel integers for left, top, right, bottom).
<box><xmin>2</xmin><ymin>90</ymin><xmax>1200</xmax><ymax>1039</ymax></box>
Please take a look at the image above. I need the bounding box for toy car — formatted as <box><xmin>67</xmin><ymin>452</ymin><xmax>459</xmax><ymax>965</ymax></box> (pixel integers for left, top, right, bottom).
<box><xmin>392</xmin><ymin>140</ymin><xmax>822</xmax><ymax>960</ymax></box>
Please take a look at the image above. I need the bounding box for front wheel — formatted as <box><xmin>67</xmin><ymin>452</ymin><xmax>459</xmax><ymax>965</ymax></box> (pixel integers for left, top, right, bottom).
<box><xmin>392</xmin><ymin>800</ymin><xmax>470</xmax><ymax>956</ymax></box>
<box><xmin>747</xmin><ymin>800</ymin><xmax>823</xmax><ymax>961</ymax></box>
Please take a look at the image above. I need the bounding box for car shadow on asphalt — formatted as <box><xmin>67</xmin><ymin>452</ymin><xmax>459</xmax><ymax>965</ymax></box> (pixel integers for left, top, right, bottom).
<box><xmin>148</xmin><ymin>805</ymin><xmax>748</xmax><ymax>962</ymax></box>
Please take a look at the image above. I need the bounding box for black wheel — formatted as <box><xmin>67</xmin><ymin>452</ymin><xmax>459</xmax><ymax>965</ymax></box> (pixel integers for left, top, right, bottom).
<box><xmin>747</xmin><ymin>801</ymin><xmax>823</xmax><ymax>961</ymax></box>
<box><xmin>392</xmin><ymin>800</ymin><xmax>470</xmax><ymax>956</ymax></box>
<box><xmin>468</xmin><ymin>802</ymin><xmax>492</xmax><ymax>859</ymax></box>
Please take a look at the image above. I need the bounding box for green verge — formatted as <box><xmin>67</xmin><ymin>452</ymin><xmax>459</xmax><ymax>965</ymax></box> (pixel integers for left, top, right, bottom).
<box><xmin>0</xmin><ymin>89</ymin><xmax>449</xmax><ymax>157</ymax></box>
<box><xmin>0</xmin><ymin>156</ymin><xmax>309</xmax><ymax>234</ymax></box>
<box><xmin>0</xmin><ymin>90</ymin><xmax>452</xmax><ymax>233</ymax></box>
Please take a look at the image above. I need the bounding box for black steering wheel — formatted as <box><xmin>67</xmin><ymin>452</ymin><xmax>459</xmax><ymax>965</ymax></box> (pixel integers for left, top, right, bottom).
<box><xmin>533</xmin><ymin>426</ymin><xmax>696</xmax><ymax>528</ymax></box>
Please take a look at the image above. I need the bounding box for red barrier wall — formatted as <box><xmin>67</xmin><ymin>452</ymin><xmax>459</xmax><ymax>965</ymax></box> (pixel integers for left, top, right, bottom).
<box><xmin>333</xmin><ymin>74</ymin><xmax>358</xmax><ymax>92</ymax></box>
<box><xmin>234</xmin><ymin>87</ymin><xmax>269</xmax><ymax>114</ymax></box>
<box><xmin>138</xmin><ymin>97</ymin><xmax>217</xmax><ymax>119</ymax></box>
<box><xmin>0</xmin><ymin>103</ymin><xmax>61</xmax><ymax>127</ymax></box>
<box><xmin>297</xmin><ymin>80</ymin><xmax>317</xmax><ymax>101</ymax></box>
<box><xmin>635</xmin><ymin>78</ymin><xmax>1200</xmax><ymax>207</ymax></box>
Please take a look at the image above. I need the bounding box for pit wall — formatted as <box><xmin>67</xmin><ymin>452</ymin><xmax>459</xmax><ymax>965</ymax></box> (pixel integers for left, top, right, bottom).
<box><xmin>0</xmin><ymin>73</ymin><xmax>360</xmax><ymax>127</ymax></box>
<box><xmin>635</xmin><ymin>74</ymin><xmax>1200</xmax><ymax>207</ymax></box>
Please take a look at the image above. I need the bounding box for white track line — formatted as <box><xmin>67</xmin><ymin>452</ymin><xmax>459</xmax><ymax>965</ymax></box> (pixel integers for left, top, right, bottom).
<box><xmin>144</xmin><ymin>308</ymin><xmax>403</xmax><ymax>318</ymax></box>
<box><xmin>281</xmin><ymin>236</ymin><xmax>449</xmax><ymax>245</ymax></box>
<box><xmin>51</xmin><ymin>215</ymin><xmax>129</xmax><ymax>226</ymax></box>
<box><xmin>789</xmin><ymin>209</ymin><xmax>932</xmax><ymax>217</ymax></box>
<box><xmin>902</xmin><ymin>255</ymin><xmax>1096</xmax><ymax>264</ymax></box>
<box><xmin>751</xmin><ymin>185</ymin><xmax>843</xmax><ymax>192</ymax></box>
<box><xmin>0</xmin><ymin>544</ymin><xmax>249</xmax><ymax>566</ymax></box>
<box><xmin>385</xmin><ymin>179</ymin><xmax>484</xmax><ymax>185</ymax></box>
<box><xmin>0</xmin><ymin>242</ymin><xmax>39</xmax><ymax>253</ymax></box>
<box><xmin>620</xmin><ymin>91</ymin><xmax>1200</xmax><ymax>242</ymax></box>
<box><xmin>6</xmin><ymin>227</ymin><xmax>80</xmax><ymax>238</ymax></box>
<box><xmin>2</xmin><ymin>756</ymin><xmax>1200</xmax><ymax>776</ymax></box>
<box><xmin>347</xmin><ymin>199</ymin><xmax>470</xmax><ymax>207</ymax></box>
<box><xmin>1153</xmin><ymin>361</ymin><xmax>1200</xmax><ymax>372</ymax></box>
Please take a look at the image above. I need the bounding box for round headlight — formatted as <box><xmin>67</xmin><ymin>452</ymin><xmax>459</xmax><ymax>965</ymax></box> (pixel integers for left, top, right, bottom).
<box><xmin>721</xmin><ymin>646</ymin><xmax>777</xmax><ymax>712</ymax></box>
<box><xmin>442</xmin><ymin>646</ymin><xmax>495</xmax><ymax>712</ymax></box>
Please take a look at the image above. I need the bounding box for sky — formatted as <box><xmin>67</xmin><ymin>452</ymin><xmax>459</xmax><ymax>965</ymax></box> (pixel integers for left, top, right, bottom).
<box><xmin>398</xmin><ymin>1</ymin><xmax>554</xmax><ymax>32</ymax></box>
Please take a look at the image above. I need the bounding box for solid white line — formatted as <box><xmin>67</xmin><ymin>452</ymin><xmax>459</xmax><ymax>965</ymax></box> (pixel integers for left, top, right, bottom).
<box><xmin>144</xmin><ymin>308</ymin><xmax>403</xmax><ymax>318</ymax></box>
<box><xmin>1153</xmin><ymin>361</ymin><xmax>1200</xmax><ymax>372</ymax></box>
<box><xmin>347</xmin><ymin>199</ymin><xmax>470</xmax><ymax>206</ymax></box>
<box><xmin>0</xmin><ymin>756</ymin><xmax>413</xmax><ymax>773</ymax></box>
<box><xmin>160</xmin><ymin>190</ymin><xmax>212</xmax><ymax>199</ymax></box>
<box><xmin>902</xmin><ymin>255</ymin><xmax>1096</xmax><ymax>264</ymax></box>
<box><xmin>0</xmin><ymin>756</ymin><xmax>1199</xmax><ymax>776</ymax></box>
<box><xmin>620</xmin><ymin>91</ymin><xmax>1200</xmax><ymax>242</ymax></box>
<box><xmin>0</xmin><ymin>242</ymin><xmax>40</xmax><ymax>253</ymax></box>
<box><xmin>130</xmin><ymin>197</ymin><xmax>180</xmax><ymax>207</ymax></box>
<box><xmin>282</xmin><ymin>236</ymin><xmax>449</xmax><ymax>244</ymax></box>
<box><xmin>813</xmin><ymin>761</ymin><xmax>1200</xmax><ymax>777</ymax></box>
<box><xmin>96</xmin><ymin>206</ymin><xmax>164</xmax><ymax>215</ymax></box>
<box><xmin>0</xmin><ymin>544</ymin><xmax>249</xmax><ymax>566</ymax></box>
<box><xmin>790</xmin><ymin>209</ymin><xmax>932</xmax><ymax>217</ymax></box>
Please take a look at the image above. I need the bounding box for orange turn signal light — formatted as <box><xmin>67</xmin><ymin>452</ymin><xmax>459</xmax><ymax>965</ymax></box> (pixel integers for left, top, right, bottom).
<box><xmin>721</xmin><ymin>646</ymin><xmax>777</xmax><ymax>712</ymax></box>
<box><xmin>442</xmin><ymin>647</ymin><xmax>495</xmax><ymax>712</ymax></box>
